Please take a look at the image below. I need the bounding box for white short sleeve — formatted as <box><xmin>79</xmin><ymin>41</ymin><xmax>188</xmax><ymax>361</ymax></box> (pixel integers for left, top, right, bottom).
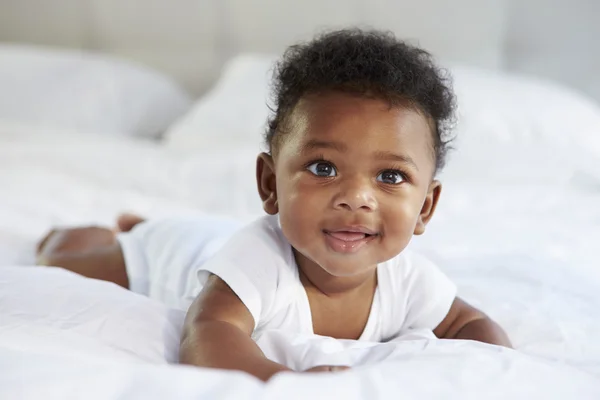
<box><xmin>196</xmin><ymin>215</ymin><xmax>295</xmax><ymax>330</ymax></box>
<box><xmin>399</xmin><ymin>252</ymin><xmax>457</xmax><ymax>331</ymax></box>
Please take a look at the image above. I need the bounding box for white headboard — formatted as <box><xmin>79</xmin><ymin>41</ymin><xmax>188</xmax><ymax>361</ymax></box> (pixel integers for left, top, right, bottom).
<box><xmin>0</xmin><ymin>0</ymin><xmax>598</xmax><ymax>101</ymax></box>
<box><xmin>0</xmin><ymin>0</ymin><xmax>506</xmax><ymax>94</ymax></box>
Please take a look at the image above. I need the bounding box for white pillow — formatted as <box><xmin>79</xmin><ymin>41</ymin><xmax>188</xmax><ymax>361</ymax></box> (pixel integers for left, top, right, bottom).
<box><xmin>451</xmin><ymin>67</ymin><xmax>600</xmax><ymax>157</ymax></box>
<box><xmin>165</xmin><ymin>54</ymin><xmax>277</xmax><ymax>152</ymax></box>
<box><xmin>164</xmin><ymin>54</ymin><xmax>600</xmax><ymax>160</ymax></box>
<box><xmin>441</xmin><ymin>67</ymin><xmax>600</xmax><ymax>184</ymax></box>
<box><xmin>0</xmin><ymin>45</ymin><xmax>192</xmax><ymax>139</ymax></box>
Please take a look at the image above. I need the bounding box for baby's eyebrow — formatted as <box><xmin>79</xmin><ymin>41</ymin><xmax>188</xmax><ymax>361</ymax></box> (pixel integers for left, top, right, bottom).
<box><xmin>373</xmin><ymin>151</ymin><xmax>419</xmax><ymax>171</ymax></box>
<box><xmin>300</xmin><ymin>140</ymin><xmax>419</xmax><ymax>171</ymax></box>
<box><xmin>301</xmin><ymin>139</ymin><xmax>348</xmax><ymax>153</ymax></box>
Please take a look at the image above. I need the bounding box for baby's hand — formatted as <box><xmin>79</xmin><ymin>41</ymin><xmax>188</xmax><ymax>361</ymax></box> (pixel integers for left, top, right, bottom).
<box><xmin>303</xmin><ymin>365</ymin><xmax>350</xmax><ymax>373</ymax></box>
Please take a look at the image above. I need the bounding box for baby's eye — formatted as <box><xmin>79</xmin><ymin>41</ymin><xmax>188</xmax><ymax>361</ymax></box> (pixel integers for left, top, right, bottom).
<box><xmin>377</xmin><ymin>170</ymin><xmax>405</xmax><ymax>185</ymax></box>
<box><xmin>307</xmin><ymin>161</ymin><xmax>337</xmax><ymax>177</ymax></box>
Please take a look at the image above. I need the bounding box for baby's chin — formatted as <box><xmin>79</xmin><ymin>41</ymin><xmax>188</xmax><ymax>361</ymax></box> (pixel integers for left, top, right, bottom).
<box><xmin>291</xmin><ymin>243</ymin><xmax>390</xmax><ymax>278</ymax></box>
<box><xmin>314</xmin><ymin>256</ymin><xmax>379</xmax><ymax>278</ymax></box>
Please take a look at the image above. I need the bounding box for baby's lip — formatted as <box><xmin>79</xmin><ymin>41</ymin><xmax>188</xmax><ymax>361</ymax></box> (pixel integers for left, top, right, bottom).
<box><xmin>322</xmin><ymin>226</ymin><xmax>379</xmax><ymax>253</ymax></box>
<box><xmin>324</xmin><ymin>226</ymin><xmax>378</xmax><ymax>236</ymax></box>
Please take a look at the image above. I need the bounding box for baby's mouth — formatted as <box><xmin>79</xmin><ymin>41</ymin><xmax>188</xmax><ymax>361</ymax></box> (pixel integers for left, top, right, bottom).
<box><xmin>325</xmin><ymin>231</ymin><xmax>374</xmax><ymax>241</ymax></box>
<box><xmin>322</xmin><ymin>228</ymin><xmax>379</xmax><ymax>253</ymax></box>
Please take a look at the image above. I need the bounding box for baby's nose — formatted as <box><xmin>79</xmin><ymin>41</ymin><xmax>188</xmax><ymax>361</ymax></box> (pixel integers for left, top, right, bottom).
<box><xmin>333</xmin><ymin>178</ymin><xmax>377</xmax><ymax>211</ymax></box>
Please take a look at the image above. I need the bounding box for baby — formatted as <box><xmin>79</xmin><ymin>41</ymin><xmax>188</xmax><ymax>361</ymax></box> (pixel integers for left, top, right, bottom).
<box><xmin>37</xmin><ymin>29</ymin><xmax>511</xmax><ymax>381</ymax></box>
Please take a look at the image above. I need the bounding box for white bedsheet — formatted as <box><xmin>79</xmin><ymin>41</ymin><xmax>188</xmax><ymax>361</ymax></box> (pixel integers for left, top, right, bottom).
<box><xmin>1</xmin><ymin>123</ymin><xmax>600</xmax><ymax>398</ymax></box>
<box><xmin>1</xmin><ymin>266</ymin><xmax>599</xmax><ymax>399</ymax></box>
<box><xmin>4</xmin><ymin>347</ymin><xmax>597</xmax><ymax>400</ymax></box>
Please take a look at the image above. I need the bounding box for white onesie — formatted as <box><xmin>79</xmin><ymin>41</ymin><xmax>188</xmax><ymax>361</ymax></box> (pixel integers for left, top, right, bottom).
<box><xmin>117</xmin><ymin>214</ymin><xmax>456</xmax><ymax>342</ymax></box>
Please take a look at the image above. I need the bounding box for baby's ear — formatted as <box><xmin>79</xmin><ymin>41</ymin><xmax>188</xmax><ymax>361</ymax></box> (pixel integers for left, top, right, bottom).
<box><xmin>414</xmin><ymin>180</ymin><xmax>442</xmax><ymax>235</ymax></box>
<box><xmin>256</xmin><ymin>153</ymin><xmax>279</xmax><ymax>215</ymax></box>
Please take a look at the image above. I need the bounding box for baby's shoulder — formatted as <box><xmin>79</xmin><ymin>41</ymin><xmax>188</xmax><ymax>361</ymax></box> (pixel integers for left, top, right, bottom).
<box><xmin>196</xmin><ymin>216</ymin><xmax>300</xmax><ymax>329</ymax></box>
<box><xmin>216</xmin><ymin>215</ymin><xmax>297</xmax><ymax>275</ymax></box>
<box><xmin>378</xmin><ymin>249</ymin><xmax>416</xmax><ymax>273</ymax></box>
<box><xmin>378</xmin><ymin>250</ymin><xmax>442</xmax><ymax>288</ymax></box>
<box><xmin>228</xmin><ymin>215</ymin><xmax>289</xmax><ymax>250</ymax></box>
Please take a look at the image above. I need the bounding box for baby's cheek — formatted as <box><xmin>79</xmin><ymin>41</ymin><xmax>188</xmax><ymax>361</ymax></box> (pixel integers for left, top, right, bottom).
<box><xmin>283</xmin><ymin>181</ymin><xmax>325</xmax><ymax>213</ymax></box>
<box><xmin>383</xmin><ymin>203</ymin><xmax>421</xmax><ymax>238</ymax></box>
<box><xmin>278</xmin><ymin>194</ymin><xmax>312</xmax><ymax>232</ymax></box>
<box><xmin>279</xmin><ymin>213</ymin><xmax>314</xmax><ymax>258</ymax></box>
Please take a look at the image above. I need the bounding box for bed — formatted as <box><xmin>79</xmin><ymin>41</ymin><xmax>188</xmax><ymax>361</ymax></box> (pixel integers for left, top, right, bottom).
<box><xmin>1</xmin><ymin>44</ymin><xmax>600</xmax><ymax>398</ymax></box>
<box><xmin>3</xmin><ymin>0</ymin><xmax>600</xmax><ymax>395</ymax></box>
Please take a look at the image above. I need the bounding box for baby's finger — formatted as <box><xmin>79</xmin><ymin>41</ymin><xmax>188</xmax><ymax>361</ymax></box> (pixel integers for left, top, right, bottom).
<box><xmin>329</xmin><ymin>366</ymin><xmax>350</xmax><ymax>372</ymax></box>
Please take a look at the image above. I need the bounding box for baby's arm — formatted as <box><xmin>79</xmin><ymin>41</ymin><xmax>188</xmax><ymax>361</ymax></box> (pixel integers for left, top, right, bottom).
<box><xmin>433</xmin><ymin>297</ymin><xmax>512</xmax><ymax>348</ymax></box>
<box><xmin>179</xmin><ymin>274</ymin><xmax>291</xmax><ymax>381</ymax></box>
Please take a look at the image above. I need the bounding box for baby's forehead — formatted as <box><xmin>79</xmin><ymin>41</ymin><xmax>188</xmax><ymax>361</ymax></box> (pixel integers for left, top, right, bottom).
<box><xmin>286</xmin><ymin>93</ymin><xmax>435</xmax><ymax>153</ymax></box>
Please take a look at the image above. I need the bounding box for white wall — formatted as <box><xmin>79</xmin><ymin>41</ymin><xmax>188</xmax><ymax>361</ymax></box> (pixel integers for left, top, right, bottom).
<box><xmin>0</xmin><ymin>0</ymin><xmax>598</xmax><ymax>102</ymax></box>
<box><xmin>506</xmin><ymin>0</ymin><xmax>600</xmax><ymax>101</ymax></box>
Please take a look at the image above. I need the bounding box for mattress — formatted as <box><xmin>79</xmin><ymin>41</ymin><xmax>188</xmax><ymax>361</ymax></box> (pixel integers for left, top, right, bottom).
<box><xmin>1</xmin><ymin>118</ymin><xmax>599</xmax><ymax>398</ymax></box>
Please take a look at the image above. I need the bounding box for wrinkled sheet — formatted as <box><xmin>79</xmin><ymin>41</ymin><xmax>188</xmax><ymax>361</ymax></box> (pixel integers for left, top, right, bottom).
<box><xmin>1</xmin><ymin>266</ymin><xmax>599</xmax><ymax>400</ymax></box>
<box><xmin>1</xmin><ymin>124</ymin><xmax>599</xmax><ymax>398</ymax></box>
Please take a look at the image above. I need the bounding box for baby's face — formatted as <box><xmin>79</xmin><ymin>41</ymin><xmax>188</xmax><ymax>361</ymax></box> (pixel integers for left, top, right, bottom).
<box><xmin>269</xmin><ymin>92</ymin><xmax>439</xmax><ymax>278</ymax></box>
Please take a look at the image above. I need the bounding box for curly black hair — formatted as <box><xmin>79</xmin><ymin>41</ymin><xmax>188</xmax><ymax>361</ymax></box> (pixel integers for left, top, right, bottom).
<box><xmin>265</xmin><ymin>28</ymin><xmax>456</xmax><ymax>173</ymax></box>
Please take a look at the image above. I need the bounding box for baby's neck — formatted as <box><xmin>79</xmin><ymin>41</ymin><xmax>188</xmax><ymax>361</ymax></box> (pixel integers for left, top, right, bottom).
<box><xmin>295</xmin><ymin>255</ymin><xmax>377</xmax><ymax>298</ymax></box>
<box><xmin>300</xmin><ymin>269</ymin><xmax>377</xmax><ymax>300</ymax></box>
